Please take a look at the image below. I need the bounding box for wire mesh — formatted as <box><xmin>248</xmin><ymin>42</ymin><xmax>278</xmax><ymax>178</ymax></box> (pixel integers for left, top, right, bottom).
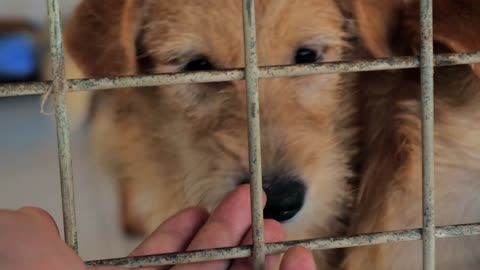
<box><xmin>0</xmin><ymin>0</ymin><xmax>479</xmax><ymax>269</ymax></box>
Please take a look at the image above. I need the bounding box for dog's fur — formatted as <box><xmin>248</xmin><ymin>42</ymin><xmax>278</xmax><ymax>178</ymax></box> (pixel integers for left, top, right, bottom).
<box><xmin>64</xmin><ymin>0</ymin><xmax>359</xmax><ymax>268</ymax></box>
<box><xmin>344</xmin><ymin>0</ymin><xmax>480</xmax><ymax>269</ymax></box>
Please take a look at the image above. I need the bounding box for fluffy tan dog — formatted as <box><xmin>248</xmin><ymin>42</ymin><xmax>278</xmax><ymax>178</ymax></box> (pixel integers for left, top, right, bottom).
<box><xmin>344</xmin><ymin>0</ymin><xmax>480</xmax><ymax>269</ymax></box>
<box><xmin>64</xmin><ymin>0</ymin><xmax>359</xmax><ymax>268</ymax></box>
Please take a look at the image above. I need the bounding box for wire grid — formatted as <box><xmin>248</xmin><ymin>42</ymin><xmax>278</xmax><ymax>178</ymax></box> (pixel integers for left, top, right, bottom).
<box><xmin>0</xmin><ymin>0</ymin><xmax>480</xmax><ymax>269</ymax></box>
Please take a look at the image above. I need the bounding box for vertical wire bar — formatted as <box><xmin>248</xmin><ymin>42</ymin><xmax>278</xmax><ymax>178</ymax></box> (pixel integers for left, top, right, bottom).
<box><xmin>47</xmin><ymin>0</ymin><xmax>78</xmax><ymax>252</ymax></box>
<box><xmin>242</xmin><ymin>0</ymin><xmax>266</xmax><ymax>269</ymax></box>
<box><xmin>419</xmin><ymin>0</ymin><xmax>435</xmax><ymax>269</ymax></box>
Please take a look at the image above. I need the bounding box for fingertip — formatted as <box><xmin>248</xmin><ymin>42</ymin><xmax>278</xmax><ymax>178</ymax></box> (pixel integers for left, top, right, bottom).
<box><xmin>234</xmin><ymin>220</ymin><xmax>285</xmax><ymax>270</ymax></box>
<box><xmin>18</xmin><ymin>206</ymin><xmax>50</xmax><ymax>217</ymax></box>
<box><xmin>150</xmin><ymin>206</ymin><xmax>209</xmax><ymax>238</ymax></box>
<box><xmin>161</xmin><ymin>207</ymin><xmax>209</xmax><ymax>229</ymax></box>
<box><xmin>263</xmin><ymin>220</ymin><xmax>286</xmax><ymax>270</ymax></box>
<box><xmin>211</xmin><ymin>184</ymin><xmax>254</xmax><ymax>222</ymax></box>
<box><xmin>264</xmin><ymin>219</ymin><xmax>285</xmax><ymax>242</ymax></box>
<box><xmin>262</xmin><ymin>190</ymin><xmax>267</xmax><ymax>206</ymax></box>
<box><xmin>131</xmin><ymin>207</ymin><xmax>209</xmax><ymax>257</ymax></box>
<box><xmin>236</xmin><ymin>183</ymin><xmax>267</xmax><ymax>207</ymax></box>
<box><xmin>280</xmin><ymin>246</ymin><xmax>316</xmax><ymax>270</ymax></box>
<box><xmin>232</xmin><ymin>184</ymin><xmax>253</xmax><ymax>202</ymax></box>
<box><xmin>18</xmin><ymin>207</ymin><xmax>60</xmax><ymax>235</ymax></box>
<box><xmin>182</xmin><ymin>206</ymin><xmax>210</xmax><ymax>218</ymax></box>
<box><xmin>240</xmin><ymin>219</ymin><xmax>285</xmax><ymax>246</ymax></box>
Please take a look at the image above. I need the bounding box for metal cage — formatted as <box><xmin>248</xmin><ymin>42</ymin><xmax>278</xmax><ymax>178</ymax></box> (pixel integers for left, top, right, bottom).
<box><xmin>1</xmin><ymin>0</ymin><xmax>480</xmax><ymax>269</ymax></box>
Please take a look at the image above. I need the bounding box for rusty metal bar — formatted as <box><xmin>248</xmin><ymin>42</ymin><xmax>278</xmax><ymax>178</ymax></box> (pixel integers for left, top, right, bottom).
<box><xmin>1</xmin><ymin>52</ymin><xmax>480</xmax><ymax>97</ymax></box>
<box><xmin>85</xmin><ymin>223</ymin><xmax>480</xmax><ymax>268</ymax></box>
<box><xmin>0</xmin><ymin>81</ymin><xmax>50</xmax><ymax>97</ymax></box>
<box><xmin>419</xmin><ymin>0</ymin><xmax>435</xmax><ymax>269</ymax></box>
<box><xmin>242</xmin><ymin>0</ymin><xmax>266</xmax><ymax>269</ymax></box>
<box><xmin>47</xmin><ymin>0</ymin><xmax>78</xmax><ymax>252</ymax></box>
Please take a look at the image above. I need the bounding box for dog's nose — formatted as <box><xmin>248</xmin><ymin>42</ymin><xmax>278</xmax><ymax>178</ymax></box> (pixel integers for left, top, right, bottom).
<box><xmin>263</xmin><ymin>176</ymin><xmax>306</xmax><ymax>222</ymax></box>
<box><xmin>238</xmin><ymin>175</ymin><xmax>306</xmax><ymax>222</ymax></box>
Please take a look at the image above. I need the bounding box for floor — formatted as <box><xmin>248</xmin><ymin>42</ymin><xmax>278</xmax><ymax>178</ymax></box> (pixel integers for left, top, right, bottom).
<box><xmin>0</xmin><ymin>94</ymin><xmax>141</xmax><ymax>261</ymax></box>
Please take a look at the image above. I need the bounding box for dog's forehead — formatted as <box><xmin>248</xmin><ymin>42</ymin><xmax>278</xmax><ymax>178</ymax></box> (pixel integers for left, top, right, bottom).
<box><xmin>142</xmin><ymin>0</ymin><xmax>345</xmax><ymax>45</ymax></box>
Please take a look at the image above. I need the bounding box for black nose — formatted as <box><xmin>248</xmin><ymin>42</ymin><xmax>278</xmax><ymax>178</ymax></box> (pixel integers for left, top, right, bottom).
<box><xmin>238</xmin><ymin>175</ymin><xmax>306</xmax><ymax>222</ymax></box>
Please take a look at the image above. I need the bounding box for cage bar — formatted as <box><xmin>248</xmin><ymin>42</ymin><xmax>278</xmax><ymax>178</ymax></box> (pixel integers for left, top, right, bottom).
<box><xmin>85</xmin><ymin>223</ymin><xmax>480</xmax><ymax>268</ymax></box>
<box><xmin>46</xmin><ymin>0</ymin><xmax>78</xmax><ymax>252</ymax></box>
<box><xmin>1</xmin><ymin>52</ymin><xmax>480</xmax><ymax>97</ymax></box>
<box><xmin>419</xmin><ymin>0</ymin><xmax>435</xmax><ymax>269</ymax></box>
<box><xmin>242</xmin><ymin>0</ymin><xmax>266</xmax><ymax>269</ymax></box>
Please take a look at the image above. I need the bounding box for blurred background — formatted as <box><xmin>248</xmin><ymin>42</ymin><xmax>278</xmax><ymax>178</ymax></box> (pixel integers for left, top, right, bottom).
<box><xmin>0</xmin><ymin>0</ymin><xmax>139</xmax><ymax>260</ymax></box>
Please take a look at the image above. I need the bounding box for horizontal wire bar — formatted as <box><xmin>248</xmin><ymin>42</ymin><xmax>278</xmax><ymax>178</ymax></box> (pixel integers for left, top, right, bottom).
<box><xmin>85</xmin><ymin>223</ymin><xmax>480</xmax><ymax>268</ymax></box>
<box><xmin>1</xmin><ymin>52</ymin><xmax>479</xmax><ymax>97</ymax></box>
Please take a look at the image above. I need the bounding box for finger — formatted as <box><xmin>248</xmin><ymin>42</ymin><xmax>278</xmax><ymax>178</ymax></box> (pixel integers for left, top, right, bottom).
<box><xmin>172</xmin><ymin>184</ymin><xmax>266</xmax><ymax>270</ymax></box>
<box><xmin>230</xmin><ymin>219</ymin><xmax>286</xmax><ymax>270</ymax></box>
<box><xmin>280</xmin><ymin>246</ymin><xmax>316</xmax><ymax>270</ymax></box>
<box><xmin>18</xmin><ymin>207</ymin><xmax>60</xmax><ymax>235</ymax></box>
<box><xmin>0</xmin><ymin>208</ymin><xmax>85</xmax><ymax>270</ymax></box>
<box><xmin>129</xmin><ymin>207</ymin><xmax>209</xmax><ymax>270</ymax></box>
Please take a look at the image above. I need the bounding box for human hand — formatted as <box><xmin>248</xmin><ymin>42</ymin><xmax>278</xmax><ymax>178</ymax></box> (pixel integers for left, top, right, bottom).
<box><xmin>0</xmin><ymin>185</ymin><xmax>316</xmax><ymax>270</ymax></box>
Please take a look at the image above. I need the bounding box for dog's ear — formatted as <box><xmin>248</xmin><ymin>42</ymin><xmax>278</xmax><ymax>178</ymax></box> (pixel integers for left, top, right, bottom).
<box><xmin>402</xmin><ymin>0</ymin><xmax>480</xmax><ymax>76</ymax></box>
<box><xmin>63</xmin><ymin>0</ymin><xmax>144</xmax><ymax>130</ymax></box>
<box><xmin>64</xmin><ymin>0</ymin><xmax>143</xmax><ymax>78</ymax></box>
<box><xmin>354</xmin><ymin>0</ymin><xmax>480</xmax><ymax>76</ymax></box>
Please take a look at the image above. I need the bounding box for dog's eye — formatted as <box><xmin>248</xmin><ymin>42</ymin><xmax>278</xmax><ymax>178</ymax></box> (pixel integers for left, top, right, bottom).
<box><xmin>295</xmin><ymin>48</ymin><xmax>319</xmax><ymax>64</ymax></box>
<box><xmin>183</xmin><ymin>57</ymin><xmax>213</xmax><ymax>71</ymax></box>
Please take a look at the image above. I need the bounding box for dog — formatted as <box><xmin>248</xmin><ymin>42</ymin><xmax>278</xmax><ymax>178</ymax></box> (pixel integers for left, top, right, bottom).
<box><xmin>344</xmin><ymin>0</ymin><xmax>480</xmax><ymax>269</ymax></box>
<box><xmin>63</xmin><ymin>0</ymin><xmax>360</xmax><ymax>268</ymax></box>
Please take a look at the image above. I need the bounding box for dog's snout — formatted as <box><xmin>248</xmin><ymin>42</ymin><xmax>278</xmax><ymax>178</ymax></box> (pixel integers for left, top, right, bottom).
<box><xmin>238</xmin><ymin>175</ymin><xmax>306</xmax><ymax>222</ymax></box>
<box><xmin>263</xmin><ymin>176</ymin><xmax>306</xmax><ymax>222</ymax></box>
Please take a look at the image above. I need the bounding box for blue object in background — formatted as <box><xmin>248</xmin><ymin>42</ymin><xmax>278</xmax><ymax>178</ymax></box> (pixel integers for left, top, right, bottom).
<box><xmin>0</xmin><ymin>32</ymin><xmax>49</xmax><ymax>151</ymax></box>
<box><xmin>0</xmin><ymin>33</ymin><xmax>38</xmax><ymax>80</ymax></box>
